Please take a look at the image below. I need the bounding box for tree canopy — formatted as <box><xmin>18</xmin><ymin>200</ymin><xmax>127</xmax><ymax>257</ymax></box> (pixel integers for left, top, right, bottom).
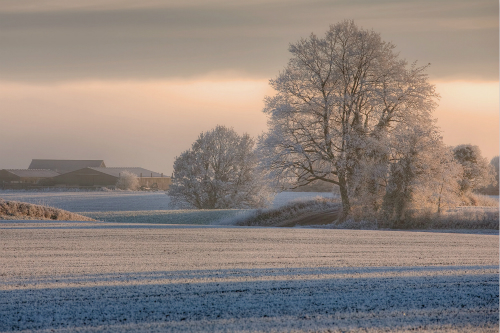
<box><xmin>168</xmin><ymin>125</ymin><xmax>272</xmax><ymax>209</ymax></box>
<box><xmin>258</xmin><ymin>20</ymin><xmax>441</xmax><ymax>219</ymax></box>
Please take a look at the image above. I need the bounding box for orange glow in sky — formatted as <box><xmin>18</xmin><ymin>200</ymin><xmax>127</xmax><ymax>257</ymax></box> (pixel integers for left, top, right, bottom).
<box><xmin>1</xmin><ymin>79</ymin><xmax>497</xmax><ymax>173</ymax></box>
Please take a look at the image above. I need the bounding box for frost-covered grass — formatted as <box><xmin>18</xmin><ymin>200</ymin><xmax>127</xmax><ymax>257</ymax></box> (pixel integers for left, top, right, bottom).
<box><xmin>0</xmin><ymin>199</ymin><xmax>94</xmax><ymax>221</ymax></box>
<box><xmin>1</xmin><ymin>223</ymin><xmax>498</xmax><ymax>332</ymax></box>
<box><xmin>0</xmin><ymin>191</ymin><xmax>171</xmax><ymax>212</ymax></box>
<box><xmin>218</xmin><ymin>196</ymin><xmax>499</xmax><ymax>230</ymax></box>
<box><xmin>1</xmin><ymin>191</ymin><xmax>496</xmax><ymax>229</ymax></box>
<box><xmin>223</xmin><ymin>197</ymin><xmax>340</xmax><ymax>227</ymax></box>
<box><xmin>82</xmin><ymin>210</ymin><xmax>247</xmax><ymax>225</ymax></box>
<box><xmin>271</xmin><ymin>191</ymin><xmax>337</xmax><ymax>207</ymax></box>
<box><xmin>0</xmin><ymin>191</ymin><xmax>335</xmax><ymax>212</ymax></box>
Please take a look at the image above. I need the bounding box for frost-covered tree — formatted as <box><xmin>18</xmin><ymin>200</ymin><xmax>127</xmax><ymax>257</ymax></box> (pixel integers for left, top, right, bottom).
<box><xmin>258</xmin><ymin>20</ymin><xmax>438</xmax><ymax>219</ymax></box>
<box><xmin>452</xmin><ymin>145</ymin><xmax>494</xmax><ymax>195</ymax></box>
<box><xmin>489</xmin><ymin>156</ymin><xmax>499</xmax><ymax>194</ymax></box>
<box><xmin>168</xmin><ymin>125</ymin><xmax>273</xmax><ymax>209</ymax></box>
<box><xmin>116</xmin><ymin>171</ymin><xmax>139</xmax><ymax>190</ymax></box>
<box><xmin>381</xmin><ymin>120</ymin><xmax>462</xmax><ymax>220</ymax></box>
<box><xmin>478</xmin><ymin>156</ymin><xmax>499</xmax><ymax>195</ymax></box>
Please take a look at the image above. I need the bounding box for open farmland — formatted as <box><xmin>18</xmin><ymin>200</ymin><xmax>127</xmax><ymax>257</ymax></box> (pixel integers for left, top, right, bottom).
<box><xmin>1</xmin><ymin>222</ymin><xmax>498</xmax><ymax>332</ymax></box>
<box><xmin>0</xmin><ymin>191</ymin><xmax>336</xmax><ymax>225</ymax></box>
<box><xmin>0</xmin><ymin>191</ymin><xmax>334</xmax><ymax>212</ymax></box>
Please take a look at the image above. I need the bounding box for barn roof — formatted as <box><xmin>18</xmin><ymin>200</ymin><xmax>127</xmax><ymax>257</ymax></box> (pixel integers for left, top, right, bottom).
<box><xmin>29</xmin><ymin>159</ymin><xmax>106</xmax><ymax>173</ymax></box>
<box><xmin>3</xmin><ymin>169</ymin><xmax>60</xmax><ymax>178</ymax></box>
<box><xmin>88</xmin><ymin>167</ymin><xmax>163</xmax><ymax>178</ymax></box>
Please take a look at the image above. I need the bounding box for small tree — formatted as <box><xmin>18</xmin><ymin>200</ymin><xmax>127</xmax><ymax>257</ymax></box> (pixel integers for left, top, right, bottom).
<box><xmin>168</xmin><ymin>125</ymin><xmax>273</xmax><ymax>209</ymax></box>
<box><xmin>116</xmin><ymin>171</ymin><xmax>139</xmax><ymax>190</ymax></box>
<box><xmin>452</xmin><ymin>145</ymin><xmax>494</xmax><ymax>195</ymax></box>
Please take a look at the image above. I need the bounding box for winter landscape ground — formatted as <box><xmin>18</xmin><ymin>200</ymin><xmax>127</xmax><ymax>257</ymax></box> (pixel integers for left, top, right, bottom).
<box><xmin>0</xmin><ymin>191</ymin><xmax>335</xmax><ymax>224</ymax></box>
<box><xmin>1</xmin><ymin>221</ymin><xmax>498</xmax><ymax>332</ymax></box>
<box><xmin>0</xmin><ymin>191</ymin><xmax>498</xmax><ymax>332</ymax></box>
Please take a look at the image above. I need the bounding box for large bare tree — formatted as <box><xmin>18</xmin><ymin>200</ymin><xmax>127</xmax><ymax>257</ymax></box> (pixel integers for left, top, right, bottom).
<box><xmin>258</xmin><ymin>21</ymin><xmax>438</xmax><ymax>219</ymax></box>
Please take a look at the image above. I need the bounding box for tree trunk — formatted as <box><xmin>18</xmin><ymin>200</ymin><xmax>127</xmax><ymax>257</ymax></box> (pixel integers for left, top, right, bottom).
<box><xmin>437</xmin><ymin>181</ymin><xmax>444</xmax><ymax>214</ymax></box>
<box><xmin>338</xmin><ymin>171</ymin><xmax>351</xmax><ymax>221</ymax></box>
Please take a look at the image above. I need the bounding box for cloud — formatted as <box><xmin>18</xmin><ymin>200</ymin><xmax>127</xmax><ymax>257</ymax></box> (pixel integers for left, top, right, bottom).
<box><xmin>0</xmin><ymin>0</ymin><xmax>497</xmax><ymax>82</ymax></box>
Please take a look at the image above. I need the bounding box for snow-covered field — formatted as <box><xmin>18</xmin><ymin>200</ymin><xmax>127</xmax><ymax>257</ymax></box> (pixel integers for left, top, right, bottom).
<box><xmin>1</xmin><ymin>222</ymin><xmax>498</xmax><ymax>332</ymax></box>
<box><xmin>82</xmin><ymin>209</ymin><xmax>248</xmax><ymax>225</ymax></box>
<box><xmin>0</xmin><ymin>191</ymin><xmax>337</xmax><ymax>224</ymax></box>
<box><xmin>0</xmin><ymin>190</ymin><xmax>335</xmax><ymax>212</ymax></box>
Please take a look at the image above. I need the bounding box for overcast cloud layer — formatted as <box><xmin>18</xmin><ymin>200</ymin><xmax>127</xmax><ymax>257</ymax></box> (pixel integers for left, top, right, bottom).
<box><xmin>0</xmin><ymin>0</ymin><xmax>498</xmax><ymax>82</ymax></box>
<box><xmin>1</xmin><ymin>0</ymin><xmax>498</xmax><ymax>173</ymax></box>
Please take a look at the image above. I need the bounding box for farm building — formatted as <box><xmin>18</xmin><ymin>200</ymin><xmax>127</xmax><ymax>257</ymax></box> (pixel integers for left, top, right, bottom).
<box><xmin>0</xmin><ymin>169</ymin><xmax>60</xmax><ymax>184</ymax></box>
<box><xmin>51</xmin><ymin>167</ymin><xmax>171</xmax><ymax>190</ymax></box>
<box><xmin>28</xmin><ymin>159</ymin><xmax>106</xmax><ymax>174</ymax></box>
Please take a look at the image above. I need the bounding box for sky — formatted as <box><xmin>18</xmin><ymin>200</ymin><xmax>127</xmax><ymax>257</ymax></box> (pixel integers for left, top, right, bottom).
<box><xmin>1</xmin><ymin>0</ymin><xmax>498</xmax><ymax>174</ymax></box>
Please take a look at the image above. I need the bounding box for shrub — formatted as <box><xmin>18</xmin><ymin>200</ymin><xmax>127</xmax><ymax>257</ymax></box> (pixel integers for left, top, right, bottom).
<box><xmin>116</xmin><ymin>171</ymin><xmax>139</xmax><ymax>190</ymax></box>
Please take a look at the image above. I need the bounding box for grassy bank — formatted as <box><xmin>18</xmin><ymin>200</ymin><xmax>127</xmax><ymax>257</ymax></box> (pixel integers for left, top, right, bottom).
<box><xmin>226</xmin><ymin>197</ymin><xmax>499</xmax><ymax>230</ymax></box>
<box><xmin>0</xmin><ymin>199</ymin><xmax>94</xmax><ymax>221</ymax></box>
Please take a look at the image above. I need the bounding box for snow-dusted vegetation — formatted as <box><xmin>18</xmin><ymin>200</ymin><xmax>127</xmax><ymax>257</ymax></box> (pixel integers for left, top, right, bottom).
<box><xmin>256</xmin><ymin>21</ymin><xmax>499</xmax><ymax>225</ymax></box>
<box><xmin>1</xmin><ymin>223</ymin><xmax>498</xmax><ymax>332</ymax></box>
<box><xmin>115</xmin><ymin>171</ymin><xmax>140</xmax><ymax>190</ymax></box>
<box><xmin>0</xmin><ymin>199</ymin><xmax>94</xmax><ymax>221</ymax></box>
<box><xmin>222</xmin><ymin>197</ymin><xmax>498</xmax><ymax>230</ymax></box>
<box><xmin>168</xmin><ymin>125</ymin><xmax>273</xmax><ymax>209</ymax></box>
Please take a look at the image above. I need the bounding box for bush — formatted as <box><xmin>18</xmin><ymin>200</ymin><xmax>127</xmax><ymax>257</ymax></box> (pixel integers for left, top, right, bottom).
<box><xmin>116</xmin><ymin>171</ymin><xmax>139</xmax><ymax>190</ymax></box>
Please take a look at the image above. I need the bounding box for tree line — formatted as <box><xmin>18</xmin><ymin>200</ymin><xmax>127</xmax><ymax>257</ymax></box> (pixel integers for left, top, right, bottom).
<box><xmin>167</xmin><ymin>21</ymin><xmax>497</xmax><ymax>222</ymax></box>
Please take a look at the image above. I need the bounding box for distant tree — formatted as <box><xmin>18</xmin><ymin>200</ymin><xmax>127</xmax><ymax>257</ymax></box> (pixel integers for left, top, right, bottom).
<box><xmin>477</xmin><ymin>156</ymin><xmax>499</xmax><ymax>195</ymax></box>
<box><xmin>490</xmin><ymin>156</ymin><xmax>499</xmax><ymax>194</ymax></box>
<box><xmin>116</xmin><ymin>171</ymin><xmax>139</xmax><ymax>190</ymax></box>
<box><xmin>168</xmin><ymin>125</ymin><xmax>273</xmax><ymax>209</ymax></box>
<box><xmin>258</xmin><ymin>20</ymin><xmax>438</xmax><ymax>219</ymax></box>
<box><xmin>452</xmin><ymin>145</ymin><xmax>494</xmax><ymax>195</ymax></box>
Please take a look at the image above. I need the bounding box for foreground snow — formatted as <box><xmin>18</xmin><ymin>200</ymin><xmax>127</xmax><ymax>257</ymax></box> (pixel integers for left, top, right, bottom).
<box><xmin>1</xmin><ymin>222</ymin><xmax>498</xmax><ymax>332</ymax></box>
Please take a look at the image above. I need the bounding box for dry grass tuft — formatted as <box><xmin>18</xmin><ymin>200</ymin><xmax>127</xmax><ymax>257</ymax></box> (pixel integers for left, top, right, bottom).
<box><xmin>0</xmin><ymin>198</ymin><xmax>95</xmax><ymax>221</ymax></box>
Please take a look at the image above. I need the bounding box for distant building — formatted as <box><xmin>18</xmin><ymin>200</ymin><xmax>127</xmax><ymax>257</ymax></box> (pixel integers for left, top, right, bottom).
<box><xmin>51</xmin><ymin>167</ymin><xmax>171</xmax><ymax>190</ymax></box>
<box><xmin>28</xmin><ymin>159</ymin><xmax>106</xmax><ymax>174</ymax></box>
<box><xmin>0</xmin><ymin>169</ymin><xmax>60</xmax><ymax>184</ymax></box>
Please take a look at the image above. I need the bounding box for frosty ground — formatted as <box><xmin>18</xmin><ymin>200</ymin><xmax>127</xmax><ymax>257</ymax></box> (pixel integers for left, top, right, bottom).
<box><xmin>0</xmin><ymin>191</ymin><xmax>336</xmax><ymax>224</ymax></box>
<box><xmin>1</xmin><ymin>221</ymin><xmax>498</xmax><ymax>332</ymax></box>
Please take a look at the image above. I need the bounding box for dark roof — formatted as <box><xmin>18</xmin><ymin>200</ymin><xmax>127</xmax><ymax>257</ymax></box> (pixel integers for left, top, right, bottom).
<box><xmin>3</xmin><ymin>169</ymin><xmax>60</xmax><ymax>178</ymax></box>
<box><xmin>29</xmin><ymin>159</ymin><xmax>106</xmax><ymax>173</ymax></box>
<box><xmin>89</xmin><ymin>167</ymin><xmax>163</xmax><ymax>178</ymax></box>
